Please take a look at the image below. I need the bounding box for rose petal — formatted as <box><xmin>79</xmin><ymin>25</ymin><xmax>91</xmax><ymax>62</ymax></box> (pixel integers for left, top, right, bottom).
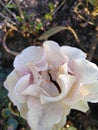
<box><xmin>14</xmin><ymin>74</ymin><xmax>31</xmax><ymax>103</ymax></box>
<box><xmin>22</xmin><ymin>84</ymin><xmax>49</xmax><ymax>98</ymax></box>
<box><xmin>40</xmin><ymin>71</ymin><xmax>59</xmax><ymax>96</ymax></box>
<box><xmin>4</xmin><ymin>69</ymin><xmax>20</xmax><ymax>90</ymax></box>
<box><xmin>27</xmin><ymin>97</ymin><xmax>70</xmax><ymax>130</ymax></box>
<box><xmin>14</xmin><ymin>46</ymin><xmax>45</xmax><ymax>72</ymax></box>
<box><xmin>57</xmin><ymin>63</ymin><xmax>68</xmax><ymax>76</ymax></box>
<box><xmin>71</xmin><ymin>59</ymin><xmax>98</xmax><ymax>84</ymax></box>
<box><xmin>80</xmin><ymin>80</ymin><xmax>98</xmax><ymax>103</ymax></box>
<box><xmin>53</xmin><ymin>114</ymin><xmax>67</xmax><ymax>130</ymax></box>
<box><xmin>35</xmin><ymin>60</ymin><xmax>48</xmax><ymax>71</ymax></box>
<box><xmin>71</xmin><ymin>100</ymin><xmax>89</xmax><ymax>112</ymax></box>
<box><xmin>43</xmin><ymin>40</ymin><xmax>67</xmax><ymax>67</ymax></box>
<box><xmin>27</xmin><ymin>63</ymin><xmax>42</xmax><ymax>85</ymax></box>
<box><xmin>60</xmin><ymin>46</ymin><xmax>86</xmax><ymax>60</ymax></box>
<box><xmin>4</xmin><ymin>70</ymin><xmax>20</xmax><ymax>105</ymax></box>
<box><xmin>17</xmin><ymin>103</ymin><xmax>28</xmax><ymax>119</ymax></box>
<box><xmin>40</xmin><ymin>74</ymin><xmax>76</xmax><ymax>104</ymax></box>
<box><xmin>40</xmin><ymin>79</ymin><xmax>59</xmax><ymax>97</ymax></box>
<box><xmin>64</xmin><ymin>82</ymin><xmax>80</xmax><ymax>106</ymax></box>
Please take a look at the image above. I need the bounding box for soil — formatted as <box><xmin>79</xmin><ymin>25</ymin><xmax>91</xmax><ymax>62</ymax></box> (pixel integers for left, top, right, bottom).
<box><xmin>0</xmin><ymin>0</ymin><xmax>98</xmax><ymax>130</ymax></box>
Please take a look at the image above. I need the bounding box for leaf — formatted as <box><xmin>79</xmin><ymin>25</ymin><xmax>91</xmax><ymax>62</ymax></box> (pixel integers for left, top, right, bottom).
<box><xmin>39</xmin><ymin>26</ymin><xmax>66</xmax><ymax>40</ymax></box>
<box><xmin>45</xmin><ymin>13</ymin><xmax>53</xmax><ymax>21</ymax></box>
<box><xmin>6</xmin><ymin>4</ymin><xmax>17</xmax><ymax>9</ymax></box>
<box><xmin>88</xmin><ymin>0</ymin><xmax>97</xmax><ymax>6</ymax></box>
<box><xmin>36</xmin><ymin>22</ymin><xmax>43</xmax><ymax>30</ymax></box>
<box><xmin>16</xmin><ymin>16</ymin><xmax>23</xmax><ymax>22</ymax></box>
<box><xmin>91</xmin><ymin>6</ymin><xmax>98</xmax><ymax>16</ymax></box>
<box><xmin>48</xmin><ymin>3</ymin><xmax>55</xmax><ymax>12</ymax></box>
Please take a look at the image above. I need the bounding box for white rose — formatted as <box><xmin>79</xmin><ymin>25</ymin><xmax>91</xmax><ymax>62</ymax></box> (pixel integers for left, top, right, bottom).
<box><xmin>4</xmin><ymin>40</ymin><xmax>98</xmax><ymax>130</ymax></box>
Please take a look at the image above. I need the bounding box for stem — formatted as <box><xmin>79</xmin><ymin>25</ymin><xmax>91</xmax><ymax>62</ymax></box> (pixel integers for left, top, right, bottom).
<box><xmin>0</xmin><ymin>0</ymin><xmax>18</xmax><ymax>23</ymax></box>
<box><xmin>15</xmin><ymin>0</ymin><xmax>25</xmax><ymax>20</ymax></box>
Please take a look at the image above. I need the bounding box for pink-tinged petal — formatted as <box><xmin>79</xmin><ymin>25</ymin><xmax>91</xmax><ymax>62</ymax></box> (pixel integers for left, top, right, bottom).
<box><xmin>27</xmin><ymin>97</ymin><xmax>70</xmax><ymax>130</ymax></box>
<box><xmin>71</xmin><ymin>100</ymin><xmax>89</xmax><ymax>112</ymax></box>
<box><xmin>14</xmin><ymin>74</ymin><xmax>31</xmax><ymax>93</ymax></box>
<box><xmin>14</xmin><ymin>74</ymin><xmax>31</xmax><ymax>103</ymax></box>
<box><xmin>22</xmin><ymin>84</ymin><xmax>49</xmax><ymax>98</ymax></box>
<box><xmin>60</xmin><ymin>46</ymin><xmax>86</xmax><ymax>60</ymax></box>
<box><xmin>27</xmin><ymin>63</ymin><xmax>42</xmax><ymax>85</ymax></box>
<box><xmin>40</xmin><ymin>79</ymin><xmax>59</xmax><ymax>97</ymax></box>
<box><xmin>43</xmin><ymin>40</ymin><xmax>67</xmax><ymax>67</ymax></box>
<box><xmin>35</xmin><ymin>60</ymin><xmax>48</xmax><ymax>71</ymax></box>
<box><xmin>71</xmin><ymin>59</ymin><xmax>98</xmax><ymax>84</ymax></box>
<box><xmin>80</xmin><ymin>81</ymin><xmax>98</xmax><ymax>103</ymax></box>
<box><xmin>14</xmin><ymin>46</ymin><xmax>45</xmax><ymax>72</ymax></box>
<box><xmin>49</xmin><ymin>66</ymin><xmax>59</xmax><ymax>81</ymax></box>
<box><xmin>41</xmin><ymin>71</ymin><xmax>50</xmax><ymax>81</ymax></box>
<box><xmin>40</xmin><ymin>74</ymin><xmax>76</xmax><ymax>104</ymax></box>
<box><xmin>40</xmin><ymin>71</ymin><xmax>59</xmax><ymax>96</ymax></box>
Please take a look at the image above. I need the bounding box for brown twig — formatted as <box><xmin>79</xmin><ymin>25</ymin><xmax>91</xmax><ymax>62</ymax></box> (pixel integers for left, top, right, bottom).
<box><xmin>52</xmin><ymin>0</ymin><xmax>66</xmax><ymax>15</ymax></box>
<box><xmin>15</xmin><ymin>0</ymin><xmax>25</xmax><ymax>20</ymax></box>
<box><xmin>74</xmin><ymin>2</ymin><xmax>94</xmax><ymax>25</ymax></box>
<box><xmin>3</xmin><ymin>28</ymin><xmax>20</xmax><ymax>56</ymax></box>
<box><xmin>0</xmin><ymin>13</ymin><xmax>16</xmax><ymax>25</ymax></box>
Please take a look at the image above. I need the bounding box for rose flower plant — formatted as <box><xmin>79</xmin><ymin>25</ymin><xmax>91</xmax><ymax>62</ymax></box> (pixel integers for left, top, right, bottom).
<box><xmin>4</xmin><ymin>40</ymin><xmax>98</xmax><ymax>130</ymax></box>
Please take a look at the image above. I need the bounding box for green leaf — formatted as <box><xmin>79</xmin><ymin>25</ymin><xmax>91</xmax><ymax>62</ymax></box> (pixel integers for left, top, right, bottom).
<box><xmin>45</xmin><ymin>13</ymin><xmax>53</xmax><ymax>21</ymax></box>
<box><xmin>39</xmin><ymin>26</ymin><xmax>66</xmax><ymax>40</ymax></box>
<box><xmin>16</xmin><ymin>16</ymin><xmax>23</xmax><ymax>22</ymax></box>
<box><xmin>48</xmin><ymin>3</ymin><xmax>55</xmax><ymax>12</ymax></box>
<box><xmin>36</xmin><ymin>22</ymin><xmax>43</xmax><ymax>30</ymax></box>
<box><xmin>88</xmin><ymin>0</ymin><xmax>97</xmax><ymax>6</ymax></box>
<box><xmin>6</xmin><ymin>4</ymin><xmax>17</xmax><ymax>9</ymax></box>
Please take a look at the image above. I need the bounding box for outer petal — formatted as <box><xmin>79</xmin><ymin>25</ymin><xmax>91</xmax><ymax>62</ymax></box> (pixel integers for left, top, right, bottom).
<box><xmin>40</xmin><ymin>74</ymin><xmax>76</xmax><ymax>104</ymax></box>
<box><xmin>80</xmin><ymin>80</ymin><xmax>98</xmax><ymax>103</ymax></box>
<box><xmin>14</xmin><ymin>74</ymin><xmax>31</xmax><ymax>103</ymax></box>
<box><xmin>27</xmin><ymin>97</ymin><xmax>70</xmax><ymax>130</ymax></box>
<box><xmin>4</xmin><ymin>69</ymin><xmax>20</xmax><ymax>90</ymax></box>
<box><xmin>4</xmin><ymin>69</ymin><xmax>20</xmax><ymax>105</ymax></box>
<box><xmin>14</xmin><ymin>46</ymin><xmax>46</xmax><ymax>72</ymax></box>
<box><xmin>53</xmin><ymin>114</ymin><xmax>68</xmax><ymax>130</ymax></box>
<box><xmin>60</xmin><ymin>46</ymin><xmax>86</xmax><ymax>60</ymax></box>
<box><xmin>71</xmin><ymin>59</ymin><xmax>98</xmax><ymax>84</ymax></box>
<box><xmin>43</xmin><ymin>40</ymin><xmax>67</xmax><ymax>67</ymax></box>
<box><xmin>71</xmin><ymin>100</ymin><xmax>89</xmax><ymax>112</ymax></box>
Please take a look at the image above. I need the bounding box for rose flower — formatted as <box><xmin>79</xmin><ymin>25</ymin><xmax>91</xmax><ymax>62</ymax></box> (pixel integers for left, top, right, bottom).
<box><xmin>4</xmin><ymin>40</ymin><xmax>98</xmax><ymax>130</ymax></box>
